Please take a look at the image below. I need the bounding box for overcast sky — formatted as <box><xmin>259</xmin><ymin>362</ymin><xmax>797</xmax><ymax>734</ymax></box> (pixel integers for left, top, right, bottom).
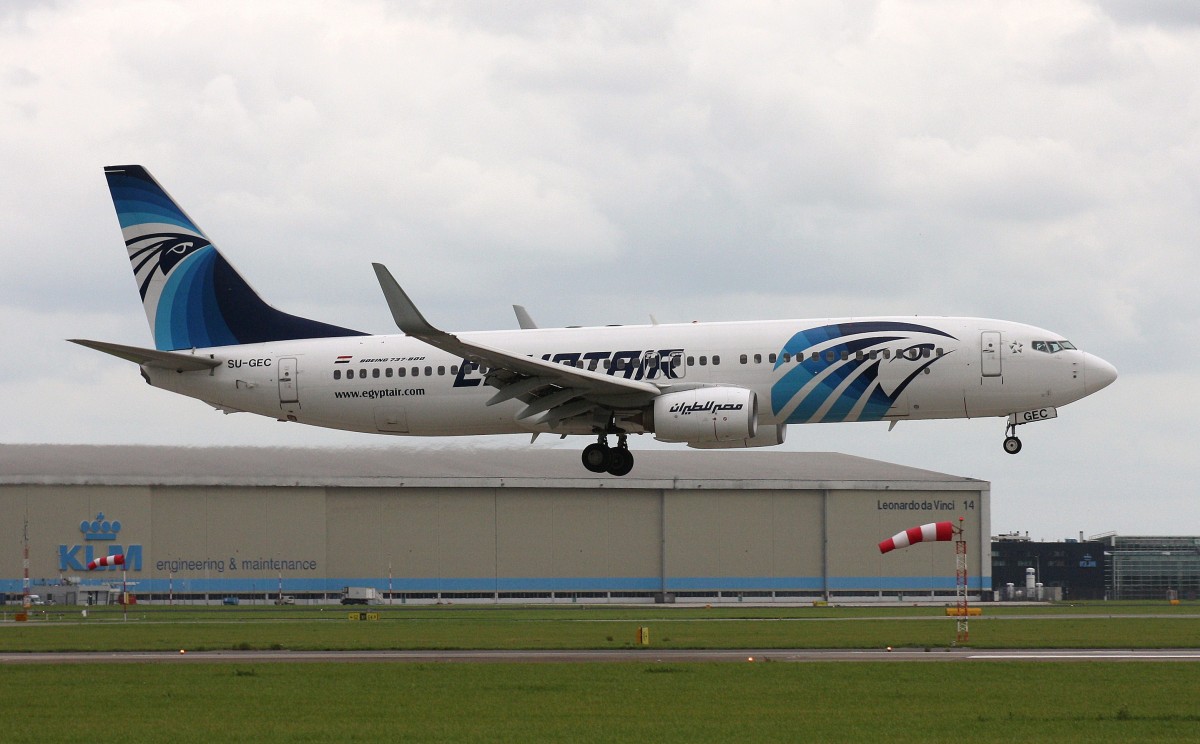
<box><xmin>2</xmin><ymin>1</ymin><xmax>1197</xmax><ymax>539</ymax></box>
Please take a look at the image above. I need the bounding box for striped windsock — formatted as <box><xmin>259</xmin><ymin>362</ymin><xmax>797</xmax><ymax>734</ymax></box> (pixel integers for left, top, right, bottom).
<box><xmin>878</xmin><ymin>522</ymin><xmax>954</xmax><ymax>554</ymax></box>
<box><xmin>87</xmin><ymin>554</ymin><xmax>125</xmax><ymax>570</ymax></box>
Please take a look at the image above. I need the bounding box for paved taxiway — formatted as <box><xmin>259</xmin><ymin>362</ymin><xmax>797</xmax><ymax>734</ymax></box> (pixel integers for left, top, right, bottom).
<box><xmin>4</xmin><ymin>648</ymin><xmax>1200</xmax><ymax>664</ymax></box>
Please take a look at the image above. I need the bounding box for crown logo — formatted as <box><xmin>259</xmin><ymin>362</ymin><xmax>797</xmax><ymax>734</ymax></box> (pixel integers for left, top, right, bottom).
<box><xmin>80</xmin><ymin>513</ymin><xmax>121</xmax><ymax>541</ymax></box>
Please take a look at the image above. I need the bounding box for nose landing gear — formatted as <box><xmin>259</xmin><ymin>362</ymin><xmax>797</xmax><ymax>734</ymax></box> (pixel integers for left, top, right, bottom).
<box><xmin>581</xmin><ymin>434</ymin><xmax>635</xmax><ymax>476</ymax></box>
<box><xmin>1003</xmin><ymin>421</ymin><xmax>1022</xmax><ymax>455</ymax></box>
<box><xmin>1001</xmin><ymin>407</ymin><xmax>1057</xmax><ymax>454</ymax></box>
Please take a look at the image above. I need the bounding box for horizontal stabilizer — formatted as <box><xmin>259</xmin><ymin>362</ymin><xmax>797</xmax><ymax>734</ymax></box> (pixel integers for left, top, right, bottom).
<box><xmin>70</xmin><ymin>339</ymin><xmax>222</xmax><ymax>372</ymax></box>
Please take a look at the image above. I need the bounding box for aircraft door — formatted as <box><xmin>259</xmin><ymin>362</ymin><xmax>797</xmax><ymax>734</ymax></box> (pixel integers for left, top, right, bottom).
<box><xmin>278</xmin><ymin>357</ymin><xmax>299</xmax><ymax>405</ymax></box>
<box><xmin>980</xmin><ymin>332</ymin><xmax>1002</xmax><ymax>378</ymax></box>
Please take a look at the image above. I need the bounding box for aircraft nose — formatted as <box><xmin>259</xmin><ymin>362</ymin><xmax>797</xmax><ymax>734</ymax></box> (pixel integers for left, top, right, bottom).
<box><xmin>1083</xmin><ymin>354</ymin><xmax>1118</xmax><ymax>396</ymax></box>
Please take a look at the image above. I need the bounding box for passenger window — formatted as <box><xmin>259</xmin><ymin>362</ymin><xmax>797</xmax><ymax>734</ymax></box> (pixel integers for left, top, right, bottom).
<box><xmin>687</xmin><ymin>356</ymin><xmax>695</xmax><ymax>366</ymax></box>
<box><xmin>754</xmin><ymin>354</ymin><xmax>762</xmax><ymax>364</ymax></box>
<box><xmin>438</xmin><ymin>366</ymin><xmax>445</xmax><ymax>376</ymax></box>
<box><xmin>451</xmin><ymin>365</ymin><xmax>459</xmax><ymax>375</ymax></box>
<box><xmin>740</xmin><ymin>354</ymin><xmax>748</xmax><ymax>364</ymax></box>
<box><xmin>372</xmin><ymin>368</ymin><xmax>380</xmax><ymax>378</ymax></box>
<box><xmin>699</xmin><ymin>356</ymin><xmax>708</xmax><ymax>366</ymax></box>
<box><xmin>411</xmin><ymin>367</ymin><xmax>419</xmax><ymax>377</ymax></box>
<box><xmin>713</xmin><ymin>355</ymin><xmax>720</xmax><ymax>365</ymax></box>
<box><xmin>768</xmin><ymin>353</ymin><xmax>777</xmax><ymax>364</ymax></box>
<box><xmin>333</xmin><ymin>370</ymin><xmax>341</xmax><ymax>380</ymax></box>
<box><xmin>425</xmin><ymin>366</ymin><xmax>432</xmax><ymax>376</ymax></box>
<box><xmin>359</xmin><ymin>369</ymin><xmax>367</xmax><ymax>379</ymax></box>
<box><xmin>397</xmin><ymin>367</ymin><xmax>406</xmax><ymax>377</ymax></box>
<box><xmin>385</xmin><ymin>368</ymin><xmax>393</xmax><ymax>378</ymax></box>
<box><xmin>781</xmin><ymin>353</ymin><xmax>790</xmax><ymax>363</ymax></box>
<box><xmin>855</xmin><ymin>351</ymin><xmax>864</xmax><ymax>361</ymax></box>
<box><xmin>936</xmin><ymin>348</ymin><xmax>944</xmax><ymax>357</ymax></box>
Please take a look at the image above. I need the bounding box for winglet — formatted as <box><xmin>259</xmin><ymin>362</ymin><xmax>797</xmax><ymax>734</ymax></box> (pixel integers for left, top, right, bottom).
<box><xmin>372</xmin><ymin>263</ymin><xmax>440</xmax><ymax>337</ymax></box>
<box><xmin>513</xmin><ymin>305</ymin><xmax>538</xmax><ymax>330</ymax></box>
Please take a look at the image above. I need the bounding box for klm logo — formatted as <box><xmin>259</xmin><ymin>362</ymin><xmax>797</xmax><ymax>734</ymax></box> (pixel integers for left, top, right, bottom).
<box><xmin>59</xmin><ymin>512</ymin><xmax>142</xmax><ymax>571</ymax></box>
<box><xmin>81</xmin><ymin>513</ymin><xmax>121</xmax><ymax>540</ymax></box>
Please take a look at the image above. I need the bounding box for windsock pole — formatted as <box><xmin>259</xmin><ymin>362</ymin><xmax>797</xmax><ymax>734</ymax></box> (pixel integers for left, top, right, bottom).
<box><xmin>21</xmin><ymin>517</ymin><xmax>30</xmax><ymax>619</ymax></box>
<box><xmin>955</xmin><ymin>517</ymin><xmax>968</xmax><ymax>643</ymax></box>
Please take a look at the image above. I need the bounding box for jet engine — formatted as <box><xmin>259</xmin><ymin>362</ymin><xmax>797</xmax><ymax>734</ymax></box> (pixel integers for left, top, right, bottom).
<box><xmin>652</xmin><ymin>387</ymin><xmax>758</xmax><ymax>444</ymax></box>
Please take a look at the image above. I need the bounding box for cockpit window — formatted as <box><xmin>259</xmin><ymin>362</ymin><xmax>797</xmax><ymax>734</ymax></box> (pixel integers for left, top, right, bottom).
<box><xmin>1032</xmin><ymin>340</ymin><xmax>1076</xmax><ymax>354</ymax></box>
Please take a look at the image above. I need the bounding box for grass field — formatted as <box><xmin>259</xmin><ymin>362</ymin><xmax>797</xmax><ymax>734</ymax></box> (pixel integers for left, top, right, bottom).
<box><xmin>3</xmin><ymin>601</ymin><xmax>1199</xmax><ymax>652</ymax></box>
<box><xmin>2</xmin><ymin>662</ymin><xmax>1199</xmax><ymax>742</ymax></box>
<box><xmin>3</xmin><ymin>603</ymin><xmax>1198</xmax><ymax>742</ymax></box>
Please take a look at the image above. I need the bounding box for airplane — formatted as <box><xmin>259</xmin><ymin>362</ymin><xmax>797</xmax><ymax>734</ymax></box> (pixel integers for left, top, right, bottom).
<box><xmin>73</xmin><ymin>165</ymin><xmax>1118</xmax><ymax>476</ymax></box>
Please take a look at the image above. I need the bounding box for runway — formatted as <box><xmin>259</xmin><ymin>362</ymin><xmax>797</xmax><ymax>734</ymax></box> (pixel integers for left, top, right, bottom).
<box><xmin>4</xmin><ymin>648</ymin><xmax>1200</xmax><ymax>664</ymax></box>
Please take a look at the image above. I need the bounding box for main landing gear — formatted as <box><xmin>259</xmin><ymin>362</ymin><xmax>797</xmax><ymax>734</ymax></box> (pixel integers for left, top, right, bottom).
<box><xmin>1003</xmin><ymin>421</ymin><xmax>1022</xmax><ymax>455</ymax></box>
<box><xmin>582</xmin><ymin>434</ymin><xmax>634</xmax><ymax>477</ymax></box>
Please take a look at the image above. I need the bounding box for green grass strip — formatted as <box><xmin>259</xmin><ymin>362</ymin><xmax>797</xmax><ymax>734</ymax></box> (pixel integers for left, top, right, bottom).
<box><xmin>1</xmin><ymin>662</ymin><xmax>1198</xmax><ymax>743</ymax></box>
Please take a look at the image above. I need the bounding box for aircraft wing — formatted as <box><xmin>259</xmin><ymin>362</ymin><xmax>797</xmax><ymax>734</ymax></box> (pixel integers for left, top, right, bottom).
<box><xmin>372</xmin><ymin>264</ymin><xmax>659</xmax><ymax>425</ymax></box>
<box><xmin>70</xmin><ymin>339</ymin><xmax>222</xmax><ymax>372</ymax></box>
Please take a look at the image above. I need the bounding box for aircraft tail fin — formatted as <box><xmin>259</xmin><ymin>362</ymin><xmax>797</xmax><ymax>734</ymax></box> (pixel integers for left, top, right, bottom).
<box><xmin>103</xmin><ymin>165</ymin><xmax>365</xmax><ymax>351</ymax></box>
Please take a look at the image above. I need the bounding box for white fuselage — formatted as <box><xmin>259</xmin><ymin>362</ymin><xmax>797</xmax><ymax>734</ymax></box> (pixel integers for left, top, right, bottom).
<box><xmin>145</xmin><ymin>316</ymin><xmax>1115</xmax><ymax>440</ymax></box>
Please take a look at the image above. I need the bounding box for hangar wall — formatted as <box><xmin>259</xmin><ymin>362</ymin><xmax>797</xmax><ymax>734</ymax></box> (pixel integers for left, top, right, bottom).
<box><xmin>1</xmin><ymin>446</ymin><xmax>990</xmax><ymax>603</ymax></box>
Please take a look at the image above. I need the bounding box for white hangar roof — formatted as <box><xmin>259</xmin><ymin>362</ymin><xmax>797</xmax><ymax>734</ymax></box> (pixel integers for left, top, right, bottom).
<box><xmin>0</xmin><ymin>444</ymin><xmax>985</xmax><ymax>492</ymax></box>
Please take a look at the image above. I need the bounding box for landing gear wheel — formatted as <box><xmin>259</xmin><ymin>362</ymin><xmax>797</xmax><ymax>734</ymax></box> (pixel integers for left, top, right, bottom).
<box><xmin>582</xmin><ymin>441</ymin><xmax>609</xmax><ymax>473</ymax></box>
<box><xmin>606</xmin><ymin>446</ymin><xmax>634</xmax><ymax>477</ymax></box>
<box><xmin>1003</xmin><ymin>436</ymin><xmax>1022</xmax><ymax>455</ymax></box>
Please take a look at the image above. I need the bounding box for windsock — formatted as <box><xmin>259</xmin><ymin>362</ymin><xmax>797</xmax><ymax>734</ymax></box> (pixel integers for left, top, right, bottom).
<box><xmin>87</xmin><ymin>554</ymin><xmax>125</xmax><ymax>570</ymax></box>
<box><xmin>878</xmin><ymin>522</ymin><xmax>954</xmax><ymax>554</ymax></box>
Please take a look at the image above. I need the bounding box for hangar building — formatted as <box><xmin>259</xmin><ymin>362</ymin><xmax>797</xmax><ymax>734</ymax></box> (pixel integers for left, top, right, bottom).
<box><xmin>1</xmin><ymin>445</ymin><xmax>990</xmax><ymax>604</ymax></box>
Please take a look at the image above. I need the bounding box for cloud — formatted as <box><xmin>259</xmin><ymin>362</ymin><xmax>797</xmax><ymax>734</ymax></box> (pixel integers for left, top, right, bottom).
<box><xmin>1</xmin><ymin>1</ymin><xmax>1196</xmax><ymax>536</ymax></box>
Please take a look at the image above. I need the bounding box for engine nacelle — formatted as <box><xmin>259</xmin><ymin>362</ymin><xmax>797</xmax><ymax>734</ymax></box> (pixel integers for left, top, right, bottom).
<box><xmin>652</xmin><ymin>387</ymin><xmax>758</xmax><ymax>444</ymax></box>
<box><xmin>687</xmin><ymin>424</ymin><xmax>786</xmax><ymax>449</ymax></box>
